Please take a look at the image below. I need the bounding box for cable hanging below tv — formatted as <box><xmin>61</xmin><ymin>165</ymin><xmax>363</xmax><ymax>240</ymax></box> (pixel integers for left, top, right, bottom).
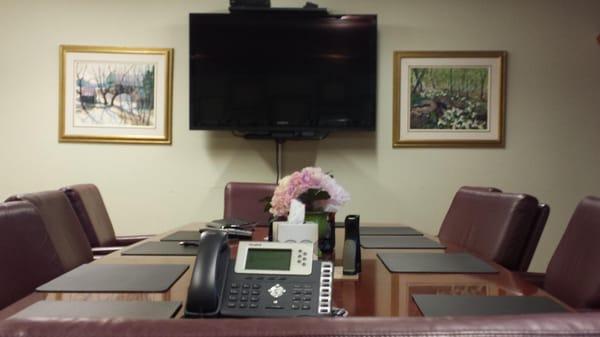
<box><xmin>189</xmin><ymin>8</ymin><xmax>377</xmax><ymax>140</ymax></box>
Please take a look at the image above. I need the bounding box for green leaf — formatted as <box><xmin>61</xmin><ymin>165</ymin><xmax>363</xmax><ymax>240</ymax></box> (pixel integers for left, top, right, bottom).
<box><xmin>260</xmin><ymin>196</ymin><xmax>272</xmax><ymax>213</ymax></box>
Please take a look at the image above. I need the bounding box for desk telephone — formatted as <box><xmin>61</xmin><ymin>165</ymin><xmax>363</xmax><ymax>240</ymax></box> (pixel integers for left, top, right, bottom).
<box><xmin>185</xmin><ymin>230</ymin><xmax>333</xmax><ymax>318</ymax></box>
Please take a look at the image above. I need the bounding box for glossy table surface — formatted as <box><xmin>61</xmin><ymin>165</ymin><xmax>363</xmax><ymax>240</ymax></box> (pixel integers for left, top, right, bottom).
<box><xmin>0</xmin><ymin>222</ymin><xmax>572</xmax><ymax>319</ymax></box>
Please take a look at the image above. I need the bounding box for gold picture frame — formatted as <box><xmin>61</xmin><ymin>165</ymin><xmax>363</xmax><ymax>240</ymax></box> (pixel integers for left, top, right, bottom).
<box><xmin>393</xmin><ymin>51</ymin><xmax>506</xmax><ymax>148</ymax></box>
<box><xmin>59</xmin><ymin>45</ymin><xmax>173</xmax><ymax>144</ymax></box>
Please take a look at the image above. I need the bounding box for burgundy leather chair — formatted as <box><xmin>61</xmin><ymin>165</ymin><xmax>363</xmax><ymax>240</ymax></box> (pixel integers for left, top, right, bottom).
<box><xmin>438</xmin><ymin>187</ymin><xmax>541</xmax><ymax>271</ymax></box>
<box><xmin>5</xmin><ymin>191</ymin><xmax>93</xmax><ymax>272</ymax></box>
<box><xmin>61</xmin><ymin>184</ymin><xmax>150</xmax><ymax>255</ymax></box>
<box><xmin>224</xmin><ymin>182</ymin><xmax>277</xmax><ymax>227</ymax></box>
<box><xmin>458</xmin><ymin>186</ymin><xmax>548</xmax><ymax>271</ymax></box>
<box><xmin>516</xmin><ymin>203</ymin><xmax>550</xmax><ymax>272</ymax></box>
<box><xmin>2</xmin><ymin>313</ymin><xmax>600</xmax><ymax>337</ymax></box>
<box><xmin>460</xmin><ymin>186</ymin><xmax>503</xmax><ymax>193</ymax></box>
<box><xmin>0</xmin><ymin>201</ymin><xmax>64</xmax><ymax>310</ymax></box>
<box><xmin>535</xmin><ymin>196</ymin><xmax>600</xmax><ymax>310</ymax></box>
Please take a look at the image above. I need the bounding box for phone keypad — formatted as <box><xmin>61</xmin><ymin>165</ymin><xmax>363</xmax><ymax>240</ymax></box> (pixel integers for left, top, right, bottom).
<box><xmin>291</xmin><ymin>285</ymin><xmax>312</xmax><ymax>310</ymax></box>
<box><xmin>221</xmin><ymin>261</ymin><xmax>329</xmax><ymax>317</ymax></box>
<box><xmin>225</xmin><ymin>281</ymin><xmax>314</xmax><ymax>311</ymax></box>
<box><xmin>226</xmin><ymin>282</ymin><xmax>263</xmax><ymax>309</ymax></box>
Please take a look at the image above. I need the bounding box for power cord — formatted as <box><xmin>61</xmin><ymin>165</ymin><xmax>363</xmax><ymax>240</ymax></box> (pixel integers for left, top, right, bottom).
<box><xmin>331</xmin><ymin>307</ymin><xmax>349</xmax><ymax>317</ymax></box>
<box><xmin>275</xmin><ymin>139</ymin><xmax>284</xmax><ymax>183</ymax></box>
<box><xmin>275</xmin><ymin>140</ymin><xmax>280</xmax><ymax>183</ymax></box>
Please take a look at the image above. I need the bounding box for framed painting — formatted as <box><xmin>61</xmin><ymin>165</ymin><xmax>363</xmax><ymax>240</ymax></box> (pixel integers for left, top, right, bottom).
<box><xmin>393</xmin><ymin>51</ymin><xmax>506</xmax><ymax>147</ymax></box>
<box><xmin>59</xmin><ymin>45</ymin><xmax>173</xmax><ymax>144</ymax></box>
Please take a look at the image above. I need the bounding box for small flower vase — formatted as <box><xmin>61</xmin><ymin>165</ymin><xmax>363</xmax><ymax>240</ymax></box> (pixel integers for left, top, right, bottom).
<box><xmin>304</xmin><ymin>211</ymin><xmax>335</xmax><ymax>256</ymax></box>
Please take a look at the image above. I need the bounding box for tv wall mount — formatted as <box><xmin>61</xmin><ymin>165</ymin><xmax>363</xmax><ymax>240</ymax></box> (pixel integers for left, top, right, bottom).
<box><xmin>229</xmin><ymin>0</ymin><xmax>328</xmax><ymax>14</ymax></box>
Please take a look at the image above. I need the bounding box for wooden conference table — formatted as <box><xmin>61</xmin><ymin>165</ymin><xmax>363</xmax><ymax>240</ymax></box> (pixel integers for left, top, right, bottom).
<box><xmin>0</xmin><ymin>222</ymin><xmax>572</xmax><ymax>319</ymax></box>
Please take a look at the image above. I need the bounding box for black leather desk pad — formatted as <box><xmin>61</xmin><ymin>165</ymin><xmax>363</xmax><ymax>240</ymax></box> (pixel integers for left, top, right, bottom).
<box><xmin>122</xmin><ymin>241</ymin><xmax>199</xmax><ymax>256</ymax></box>
<box><xmin>360</xmin><ymin>226</ymin><xmax>423</xmax><ymax>236</ymax></box>
<box><xmin>378</xmin><ymin>252</ymin><xmax>497</xmax><ymax>273</ymax></box>
<box><xmin>413</xmin><ymin>295</ymin><xmax>567</xmax><ymax>317</ymax></box>
<box><xmin>11</xmin><ymin>300</ymin><xmax>182</xmax><ymax>319</ymax></box>
<box><xmin>36</xmin><ymin>264</ymin><xmax>188</xmax><ymax>292</ymax></box>
<box><xmin>361</xmin><ymin>236</ymin><xmax>445</xmax><ymax>249</ymax></box>
<box><xmin>161</xmin><ymin>231</ymin><xmax>201</xmax><ymax>242</ymax></box>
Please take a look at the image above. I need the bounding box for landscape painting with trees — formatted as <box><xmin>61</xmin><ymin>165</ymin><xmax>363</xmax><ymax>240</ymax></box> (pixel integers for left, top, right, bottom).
<box><xmin>409</xmin><ymin>67</ymin><xmax>489</xmax><ymax>130</ymax></box>
<box><xmin>60</xmin><ymin>46</ymin><xmax>173</xmax><ymax>144</ymax></box>
<box><xmin>73</xmin><ymin>61</ymin><xmax>156</xmax><ymax>128</ymax></box>
<box><xmin>393</xmin><ymin>51</ymin><xmax>505</xmax><ymax>147</ymax></box>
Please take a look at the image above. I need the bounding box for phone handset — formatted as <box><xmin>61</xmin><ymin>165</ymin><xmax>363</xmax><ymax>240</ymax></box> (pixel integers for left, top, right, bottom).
<box><xmin>184</xmin><ymin>230</ymin><xmax>230</xmax><ymax>318</ymax></box>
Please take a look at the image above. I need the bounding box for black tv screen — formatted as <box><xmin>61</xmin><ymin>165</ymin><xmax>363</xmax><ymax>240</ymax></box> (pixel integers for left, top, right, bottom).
<box><xmin>189</xmin><ymin>13</ymin><xmax>377</xmax><ymax>137</ymax></box>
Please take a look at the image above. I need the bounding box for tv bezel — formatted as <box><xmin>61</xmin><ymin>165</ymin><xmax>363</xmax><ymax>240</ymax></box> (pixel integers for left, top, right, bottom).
<box><xmin>188</xmin><ymin>12</ymin><xmax>378</xmax><ymax>139</ymax></box>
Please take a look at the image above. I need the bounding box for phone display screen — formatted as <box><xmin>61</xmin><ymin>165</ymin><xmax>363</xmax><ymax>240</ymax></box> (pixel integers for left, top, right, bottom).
<box><xmin>245</xmin><ymin>248</ymin><xmax>292</xmax><ymax>271</ymax></box>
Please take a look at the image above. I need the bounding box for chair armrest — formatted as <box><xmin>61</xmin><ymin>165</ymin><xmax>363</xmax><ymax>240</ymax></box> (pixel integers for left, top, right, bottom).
<box><xmin>114</xmin><ymin>234</ymin><xmax>152</xmax><ymax>246</ymax></box>
<box><xmin>91</xmin><ymin>246</ymin><xmax>123</xmax><ymax>256</ymax></box>
<box><xmin>92</xmin><ymin>235</ymin><xmax>152</xmax><ymax>257</ymax></box>
<box><xmin>517</xmin><ymin>271</ymin><xmax>546</xmax><ymax>288</ymax></box>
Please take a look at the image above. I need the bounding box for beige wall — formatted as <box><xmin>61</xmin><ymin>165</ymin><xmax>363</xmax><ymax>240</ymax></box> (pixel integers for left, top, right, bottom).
<box><xmin>1</xmin><ymin>0</ymin><xmax>598</xmax><ymax>271</ymax></box>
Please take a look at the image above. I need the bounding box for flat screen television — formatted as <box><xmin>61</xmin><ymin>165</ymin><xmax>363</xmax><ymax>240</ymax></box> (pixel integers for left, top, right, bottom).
<box><xmin>189</xmin><ymin>12</ymin><xmax>377</xmax><ymax>139</ymax></box>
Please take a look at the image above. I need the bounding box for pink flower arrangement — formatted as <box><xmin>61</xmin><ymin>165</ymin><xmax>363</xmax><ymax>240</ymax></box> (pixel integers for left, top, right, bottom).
<box><xmin>269</xmin><ymin>167</ymin><xmax>350</xmax><ymax>217</ymax></box>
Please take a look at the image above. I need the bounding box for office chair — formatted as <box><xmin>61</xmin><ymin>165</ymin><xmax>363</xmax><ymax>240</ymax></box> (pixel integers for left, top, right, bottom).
<box><xmin>5</xmin><ymin>191</ymin><xmax>93</xmax><ymax>272</ymax></box>
<box><xmin>458</xmin><ymin>186</ymin><xmax>549</xmax><ymax>271</ymax></box>
<box><xmin>61</xmin><ymin>184</ymin><xmax>151</xmax><ymax>255</ymax></box>
<box><xmin>223</xmin><ymin>182</ymin><xmax>277</xmax><ymax>227</ymax></box>
<box><xmin>460</xmin><ymin>186</ymin><xmax>503</xmax><ymax>193</ymax></box>
<box><xmin>539</xmin><ymin>196</ymin><xmax>600</xmax><ymax>310</ymax></box>
<box><xmin>0</xmin><ymin>201</ymin><xmax>64</xmax><ymax>309</ymax></box>
<box><xmin>516</xmin><ymin>203</ymin><xmax>550</xmax><ymax>272</ymax></box>
<box><xmin>438</xmin><ymin>187</ymin><xmax>541</xmax><ymax>271</ymax></box>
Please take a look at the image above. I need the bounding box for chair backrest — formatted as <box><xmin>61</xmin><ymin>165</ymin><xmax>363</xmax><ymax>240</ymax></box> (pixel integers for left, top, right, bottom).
<box><xmin>5</xmin><ymin>191</ymin><xmax>93</xmax><ymax>272</ymax></box>
<box><xmin>224</xmin><ymin>182</ymin><xmax>277</xmax><ymax>227</ymax></box>
<box><xmin>438</xmin><ymin>188</ymin><xmax>540</xmax><ymax>270</ymax></box>
<box><xmin>544</xmin><ymin>196</ymin><xmax>600</xmax><ymax>310</ymax></box>
<box><xmin>460</xmin><ymin>186</ymin><xmax>503</xmax><ymax>193</ymax></box>
<box><xmin>0</xmin><ymin>201</ymin><xmax>64</xmax><ymax>310</ymax></box>
<box><xmin>516</xmin><ymin>203</ymin><xmax>550</xmax><ymax>272</ymax></box>
<box><xmin>458</xmin><ymin>186</ymin><xmax>549</xmax><ymax>271</ymax></box>
<box><xmin>61</xmin><ymin>184</ymin><xmax>117</xmax><ymax>247</ymax></box>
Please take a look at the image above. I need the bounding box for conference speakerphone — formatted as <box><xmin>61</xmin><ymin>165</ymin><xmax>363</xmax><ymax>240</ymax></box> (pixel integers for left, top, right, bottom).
<box><xmin>185</xmin><ymin>232</ymin><xmax>333</xmax><ymax>317</ymax></box>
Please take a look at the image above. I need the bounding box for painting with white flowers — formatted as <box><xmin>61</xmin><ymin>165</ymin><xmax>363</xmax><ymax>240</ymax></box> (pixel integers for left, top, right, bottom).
<box><xmin>393</xmin><ymin>51</ymin><xmax>506</xmax><ymax>147</ymax></box>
